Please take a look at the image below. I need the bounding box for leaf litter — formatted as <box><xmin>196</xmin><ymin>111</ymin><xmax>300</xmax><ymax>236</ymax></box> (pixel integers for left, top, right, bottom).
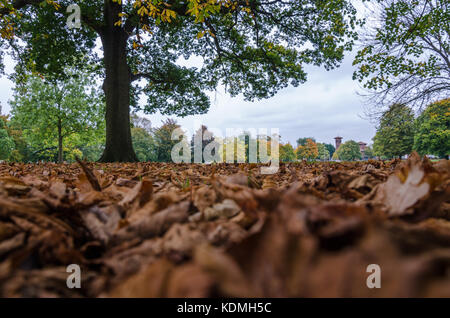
<box><xmin>0</xmin><ymin>152</ymin><xmax>449</xmax><ymax>297</ymax></box>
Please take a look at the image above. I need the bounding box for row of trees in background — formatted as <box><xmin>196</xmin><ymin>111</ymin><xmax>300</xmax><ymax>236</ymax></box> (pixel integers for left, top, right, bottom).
<box><xmin>280</xmin><ymin>138</ymin><xmax>338</xmax><ymax>162</ymax></box>
<box><xmin>1</xmin><ymin>102</ymin><xmax>362</xmax><ymax>164</ymax></box>
<box><xmin>1</xmin><ymin>66</ymin><xmax>446</xmax><ymax>163</ymax></box>
<box><xmin>373</xmin><ymin>99</ymin><xmax>449</xmax><ymax>159</ymax></box>
<box><xmin>1</xmin><ymin>105</ymin><xmax>281</xmax><ymax>164</ymax></box>
<box><xmin>1</xmin><ymin>87</ymin><xmax>377</xmax><ymax>163</ymax></box>
<box><xmin>127</xmin><ymin>123</ymin><xmax>282</xmax><ymax>164</ymax></box>
<box><xmin>3</xmin><ymin>95</ymin><xmax>447</xmax><ymax>163</ymax></box>
<box><xmin>279</xmin><ymin>137</ymin><xmax>372</xmax><ymax>162</ymax></box>
<box><xmin>287</xmin><ymin>98</ymin><xmax>450</xmax><ymax>162</ymax></box>
<box><xmin>280</xmin><ymin>139</ymin><xmax>331</xmax><ymax>162</ymax></box>
<box><xmin>0</xmin><ymin>62</ymin><xmax>366</xmax><ymax>164</ymax></box>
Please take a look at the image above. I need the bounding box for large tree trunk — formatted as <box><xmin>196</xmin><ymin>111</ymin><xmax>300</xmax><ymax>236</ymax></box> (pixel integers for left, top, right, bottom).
<box><xmin>98</xmin><ymin>1</ymin><xmax>138</xmax><ymax>162</ymax></box>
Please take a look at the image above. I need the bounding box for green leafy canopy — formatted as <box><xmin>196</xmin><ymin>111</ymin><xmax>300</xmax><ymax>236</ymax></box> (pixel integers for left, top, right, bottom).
<box><xmin>1</xmin><ymin>0</ymin><xmax>362</xmax><ymax>116</ymax></box>
<box><xmin>414</xmin><ymin>99</ymin><xmax>450</xmax><ymax>158</ymax></box>
<box><xmin>372</xmin><ymin>103</ymin><xmax>415</xmax><ymax>158</ymax></box>
<box><xmin>334</xmin><ymin>140</ymin><xmax>361</xmax><ymax>161</ymax></box>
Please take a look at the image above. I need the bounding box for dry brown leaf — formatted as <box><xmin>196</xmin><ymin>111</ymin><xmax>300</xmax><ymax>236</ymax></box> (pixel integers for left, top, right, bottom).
<box><xmin>0</xmin><ymin>156</ymin><xmax>448</xmax><ymax>297</ymax></box>
<box><xmin>112</xmin><ymin>201</ymin><xmax>190</xmax><ymax>244</ymax></box>
<box><xmin>119</xmin><ymin>179</ymin><xmax>153</xmax><ymax>209</ymax></box>
<box><xmin>76</xmin><ymin>158</ymin><xmax>101</xmax><ymax>191</ymax></box>
<box><xmin>203</xmin><ymin>199</ymin><xmax>241</xmax><ymax>220</ymax></box>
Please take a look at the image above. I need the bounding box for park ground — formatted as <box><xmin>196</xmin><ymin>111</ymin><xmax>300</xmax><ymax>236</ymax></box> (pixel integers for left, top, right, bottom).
<box><xmin>0</xmin><ymin>153</ymin><xmax>449</xmax><ymax>297</ymax></box>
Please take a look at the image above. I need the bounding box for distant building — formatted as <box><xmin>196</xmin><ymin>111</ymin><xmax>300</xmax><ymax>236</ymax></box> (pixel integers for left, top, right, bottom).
<box><xmin>334</xmin><ymin>136</ymin><xmax>343</xmax><ymax>150</ymax></box>
<box><xmin>358</xmin><ymin>141</ymin><xmax>367</xmax><ymax>158</ymax></box>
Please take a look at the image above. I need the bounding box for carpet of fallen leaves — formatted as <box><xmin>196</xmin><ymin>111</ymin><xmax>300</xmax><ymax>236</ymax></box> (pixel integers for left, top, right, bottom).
<box><xmin>0</xmin><ymin>152</ymin><xmax>449</xmax><ymax>298</ymax></box>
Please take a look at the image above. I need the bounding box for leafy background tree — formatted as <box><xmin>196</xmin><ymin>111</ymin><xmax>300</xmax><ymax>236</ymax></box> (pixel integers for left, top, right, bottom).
<box><xmin>9</xmin><ymin>67</ymin><xmax>105</xmax><ymax>163</ymax></box>
<box><xmin>153</xmin><ymin>119</ymin><xmax>189</xmax><ymax>162</ymax></box>
<box><xmin>354</xmin><ymin>0</ymin><xmax>449</xmax><ymax>114</ymax></box>
<box><xmin>280</xmin><ymin>143</ymin><xmax>296</xmax><ymax>162</ymax></box>
<box><xmin>222</xmin><ymin>135</ymin><xmax>246</xmax><ymax>163</ymax></box>
<box><xmin>317</xmin><ymin>143</ymin><xmax>330</xmax><ymax>160</ymax></box>
<box><xmin>0</xmin><ymin>103</ymin><xmax>33</xmax><ymax>161</ymax></box>
<box><xmin>324</xmin><ymin>143</ymin><xmax>336</xmax><ymax>158</ymax></box>
<box><xmin>364</xmin><ymin>145</ymin><xmax>374</xmax><ymax>159</ymax></box>
<box><xmin>333</xmin><ymin>140</ymin><xmax>362</xmax><ymax>161</ymax></box>
<box><xmin>232</xmin><ymin>131</ymin><xmax>268</xmax><ymax>164</ymax></box>
<box><xmin>130</xmin><ymin>114</ymin><xmax>156</xmax><ymax>162</ymax></box>
<box><xmin>0</xmin><ymin>0</ymin><xmax>361</xmax><ymax>162</ymax></box>
<box><xmin>191</xmin><ymin>125</ymin><xmax>220</xmax><ymax>163</ymax></box>
<box><xmin>257</xmin><ymin>134</ymin><xmax>277</xmax><ymax>163</ymax></box>
<box><xmin>0</xmin><ymin>115</ymin><xmax>14</xmax><ymax>160</ymax></box>
<box><xmin>297</xmin><ymin>137</ymin><xmax>316</xmax><ymax>147</ymax></box>
<box><xmin>131</xmin><ymin>114</ymin><xmax>152</xmax><ymax>131</ymax></box>
<box><xmin>4</xmin><ymin>123</ymin><xmax>27</xmax><ymax>161</ymax></box>
<box><xmin>372</xmin><ymin>103</ymin><xmax>415</xmax><ymax>158</ymax></box>
<box><xmin>131</xmin><ymin>126</ymin><xmax>157</xmax><ymax>162</ymax></box>
<box><xmin>296</xmin><ymin>138</ymin><xmax>318</xmax><ymax>160</ymax></box>
<box><xmin>414</xmin><ymin>98</ymin><xmax>450</xmax><ymax>159</ymax></box>
<box><xmin>219</xmin><ymin>131</ymin><xmax>278</xmax><ymax>164</ymax></box>
<box><xmin>238</xmin><ymin>131</ymin><xmax>257</xmax><ymax>164</ymax></box>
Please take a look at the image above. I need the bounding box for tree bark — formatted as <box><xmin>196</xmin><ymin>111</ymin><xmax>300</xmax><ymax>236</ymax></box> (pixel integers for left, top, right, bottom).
<box><xmin>98</xmin><ymin>1</ymin><xmax>138</xmax><ymax>162</ymax></box>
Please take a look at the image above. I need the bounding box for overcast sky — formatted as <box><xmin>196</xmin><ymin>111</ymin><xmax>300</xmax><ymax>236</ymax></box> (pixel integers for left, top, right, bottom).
<box><xmin>0</xmin><ymin>3</ymin><xmax>377</xmax><ymax>148</ymax></box>
<box><xmin>150</xmin><ymin>52</ymin><xmax>377</xmax><ymax>147</ymax></box>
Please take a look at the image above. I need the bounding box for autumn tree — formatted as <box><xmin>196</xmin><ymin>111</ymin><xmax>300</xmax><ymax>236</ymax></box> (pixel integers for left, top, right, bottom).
<box><xmin>228</xmin><ymin>131</ymin><xmax>257</xmax><ymax>163</ymax></box>
<box><xmin>224</xmin><ymin>131</ymin><xmax>277</xmax><ymax>163</ymax></box>
<box><xmin>0</xmin><ymin>0</ymin><xmax>361</xmax><ymax>162</ymax></box>
<box><xmin>414</xmin><ymin>99</ymin><xmax>450</xmax><ymax>159</ymax></box>
<box><xmin>280</xmin><ymin>143</ymin><xmax>295</xmax><ymax>162</ymax></box>
<box><xmin>222</xmin><ymin>135</ymin><xmax>246</xmax><ymax>163</ymax></box>
<box><xmin>9</xmin><ymin>67</ymin><xmax>105</xmax><ymax>163</ymax></box>
<box><xmin>373</xmin><ymin>103</ymin><xmax>415</xmax><ymax>159</ymax></box>
<box><xmin>334</xmin><ymin>140</ymin><xmax>361</xmax><ymax>161</ymax></box>
<box><xmin>297</xmin><ymin>137</ymin><xmax>316</xmax><ymax>147</ymax></box>
<box><xmin>354</xmin><ymin>0</ymin><xmax>449</xmax><ymax>113</ymax></box>
<box><xmin>296</xmin><ymin>138</ymin><xmax>318</xmax><ymax>160</ymax></box>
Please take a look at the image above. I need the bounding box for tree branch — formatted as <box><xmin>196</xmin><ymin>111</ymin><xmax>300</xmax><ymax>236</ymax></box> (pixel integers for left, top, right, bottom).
<box><xmin>0</xmin><ymin>0</ymin><xmax>41</xmax><ymax>16</ymax></box>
